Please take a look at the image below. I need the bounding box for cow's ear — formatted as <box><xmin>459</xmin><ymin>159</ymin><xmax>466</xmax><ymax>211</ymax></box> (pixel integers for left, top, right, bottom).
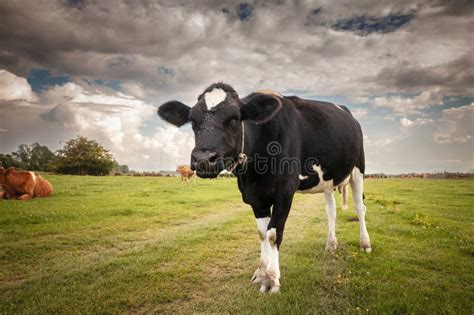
<box><xmin>158</xmin><ymin>101</ymin><xmax>191</xmax><ymax>127</ymax></box>
<box><xmin>240</xmin><ymin>94</ymin><xmax>282</xmax><ymax>124</ymax></box>
<box><xmin>5</xmin><ymin>167</ymin><xmax>14</xmax><ymax>174</ymax></box>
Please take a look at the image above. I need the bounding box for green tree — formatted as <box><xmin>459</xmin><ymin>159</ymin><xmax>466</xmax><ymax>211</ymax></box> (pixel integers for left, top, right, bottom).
<box><xmin>55</xmin><ymin>136</ymin><xmax>116</xmax><ymax>176</ymax></box>
<box><xmin>11</xmin><ymin>143</ymin><xmax>55</xmax><ymax>171</ymax></box>
<box><xmin>111</xmin><ymin>162</ymin><xmax>130</xmax><ymax>175</ymax></box>
<box><xmin>119</xmin><ymin>164</ymin><xmax>129</xmax><ymax>174</ymax></box>
<box><xmin>0</xmin><ymin>153</ymin><xmax>21</xmax><ymax>169</ymax></box>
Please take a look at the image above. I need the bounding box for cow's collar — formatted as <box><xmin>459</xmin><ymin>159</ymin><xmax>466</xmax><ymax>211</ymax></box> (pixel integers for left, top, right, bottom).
<box><xmin>227</xmin><ymin>122</ymin><xmax>247</xmax><ymax>172</ymax></box>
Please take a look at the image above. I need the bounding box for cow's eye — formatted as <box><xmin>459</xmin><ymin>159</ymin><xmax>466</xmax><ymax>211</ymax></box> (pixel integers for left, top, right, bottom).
<box><xmin>226</xmin><ymin>117</ymin><xmax>239</xmax><ymax>128</ymax></box>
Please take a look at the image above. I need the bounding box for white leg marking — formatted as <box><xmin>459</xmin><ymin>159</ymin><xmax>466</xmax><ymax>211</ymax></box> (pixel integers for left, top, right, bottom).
<box><xmin>264</xmin><ymin>228</ymin><xmax>280</xmax><ymax>293</ymax></box>
<box><xmin>350</xmin><ymin>167</ymin><xmax>372</xmax><ymax>252</ymax></box>
<box><xmin>324</xmin><ymin>189</ymin><xmax>338</xmax><ymax>252</ymax></box>
<box><xmin>252</xmin><ymin>218</ymin><xmax>280</xmax><ymax>293</ymax></box>
<box><xmin>253</xmin><ymin>218</ymin><xmax>270</xmax><ymax>288</ymax></box>
<box><xmin>204</xmin><ymin>88</ymin><xmax>226</xmax><ymax>109</ymax></box>
<box><xmin>256</xmin><ymin>217</ymin><xmax>270</xmax><ymax>240</ymax></box>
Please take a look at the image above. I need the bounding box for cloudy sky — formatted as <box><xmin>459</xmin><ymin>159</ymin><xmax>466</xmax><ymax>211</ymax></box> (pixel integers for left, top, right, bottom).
<box><xmin>0</xmin><ymin>0</ymin><xmax>472</xmax><ymax>173</ymax></box>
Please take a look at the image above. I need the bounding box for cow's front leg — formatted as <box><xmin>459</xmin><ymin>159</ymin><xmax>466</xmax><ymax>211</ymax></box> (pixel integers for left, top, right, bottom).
<box><xmin>17</xmin><ymin>193</ymin><xmax>33</xmax><ymax>200</ymax></box>
<box><xmin>252</xmin><ymin>216</ymin><xmax>282</xmax><ymax>293</ymax></box>
<box><xmin>251</xmin><ymin>192</ymin><xmax>294</xmax><ymax>293</ymax></box>
<box><xmin>324</xmin><ymin>190</ymin><xmax>338</xmax><ymax>252</ymax></box>
<box><xmin>251</xmin><ymin>205</ymin><xmax>271</xmax><ymax>290</ymax></box>
<box><xmin>252</xmin><ymin>216</ymin><xmax>271</xmax><ymax>292</ymax></box>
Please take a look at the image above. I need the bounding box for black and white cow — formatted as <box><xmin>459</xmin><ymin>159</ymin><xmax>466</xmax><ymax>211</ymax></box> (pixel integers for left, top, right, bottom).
<box><xmin>158</xmin><ymin>83</ymin><xmax>371</xmax><ymax>293</ymax></box>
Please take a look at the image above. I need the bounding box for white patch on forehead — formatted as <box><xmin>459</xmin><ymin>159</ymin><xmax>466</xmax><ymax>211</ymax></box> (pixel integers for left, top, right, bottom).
<box><xmin>204</xmin><ymin>88</ymin><xmax>227</xmax><ymax>110</ymax></box>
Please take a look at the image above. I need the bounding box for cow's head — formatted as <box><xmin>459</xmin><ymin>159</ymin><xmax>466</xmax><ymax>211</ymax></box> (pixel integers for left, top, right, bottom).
<box><xmin>0</xmin><ymin>166</ymin><xmax>13</xmax><ymax>184</ymax></box>
<box><xmin>158</xmin><ymin>83</ymin><xmax>282</xmax><ymax>178</ymax></box>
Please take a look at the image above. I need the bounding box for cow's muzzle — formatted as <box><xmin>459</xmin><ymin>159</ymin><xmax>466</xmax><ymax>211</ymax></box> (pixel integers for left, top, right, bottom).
<box><xmin>191</xmin><ymin>149</ymin><xmax>223</xmax><ymax>178</ymax></box>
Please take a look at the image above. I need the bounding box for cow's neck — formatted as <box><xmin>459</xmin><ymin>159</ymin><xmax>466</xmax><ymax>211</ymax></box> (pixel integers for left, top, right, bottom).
<box><xmin>241</xmin><ymin>119</ymin><xmax>290</xmax><ymax>174</ymax></box>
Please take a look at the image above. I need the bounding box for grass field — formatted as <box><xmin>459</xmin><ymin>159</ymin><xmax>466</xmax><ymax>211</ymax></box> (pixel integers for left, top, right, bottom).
<box><xmin>0</xmin><ymin>175</ymin><xmax>473</xmax><ymax>314</ymax></box>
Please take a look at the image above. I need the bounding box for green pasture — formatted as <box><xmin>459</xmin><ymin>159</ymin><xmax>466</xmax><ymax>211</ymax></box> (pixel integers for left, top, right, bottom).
<box><xmin>0</xmin><ymin>176</ymin><xmax>473</xmax><ymax>313</ymax></box>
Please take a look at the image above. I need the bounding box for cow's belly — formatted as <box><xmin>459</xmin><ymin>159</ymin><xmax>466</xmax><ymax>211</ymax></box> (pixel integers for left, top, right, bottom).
<box><xmin>296</xmin><ymin>165</ymin><xmax>351</xmax><ymax>194</ymax></box>
<box><xmin>297</xmin><ymin>179</ymin><xmax>333</xmax><ymax>194</ymax></box>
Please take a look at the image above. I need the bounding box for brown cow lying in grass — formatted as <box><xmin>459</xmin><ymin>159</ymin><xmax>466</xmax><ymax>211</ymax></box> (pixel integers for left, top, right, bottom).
<box><xmin>0</xmin><ymin>167</ymin><xmax>53</xmax><ymax>200</ymax></box>
<box><xmin>176</xmin><ymin>165</ymin><xmax>196</xmax><ymax>183</ymax></box>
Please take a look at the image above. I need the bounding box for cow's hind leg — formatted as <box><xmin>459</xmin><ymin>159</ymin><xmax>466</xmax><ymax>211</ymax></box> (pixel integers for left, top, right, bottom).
<box><xmin>350</xmin><ymin>167</ymin><xmax>371</xmax><ymax>252</ymax></box>
<box><xmin>341</xmin><ymin>185</ymin><xmax>349</xmax><ymax>210</ymax></box>
<box><xmin>324</xmin><ymin>190</ymin><xmax>338</xmax><ymax>252</ymax></box>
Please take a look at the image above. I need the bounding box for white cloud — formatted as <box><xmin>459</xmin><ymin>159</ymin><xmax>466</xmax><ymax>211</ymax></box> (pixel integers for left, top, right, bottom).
<box><xmin>352</xmin><ymin>108</ymin><xmax>368</xmax><ymax>119</ymax></box>
<box><xmin>350</xmin><ymin>96</ymin><xmax>370</xmax><ymax>104</ymax></box>
<box><xmin>400</xmin><ymin>117</ymin><xmax>434</xmax><ymax>127</ymax></box>
<box><xmin>400</xmin><ymin>117</ymin><xmax>413</xmax><ymax>126</ymax></box>
<box><xmin>373</xmin><ymin>89</ymin><xmax>444</xmax><ymax>115</ymax></box>
<box><xmin>42</xmin><ymin>83</ymin><xmax>195</xmax><ymax>169</ymax></box>
<box><xmin>0</xmin><ymin>70</ymin><xmax>37</xmax><ymax>102</ymax></box>
<box><xmin>0</xmin><ymin>70</ymin><xmax>194</xmax><ymax>170</ymax></box>
<box><xmin>434</xmin><ymin>103</ymin><xmax>473</xmax><ymax>144</ymax></box>
<box><xmin>1</xmin><ymin>1</ymin><xmax>472</xmax><ymax>103</ymax></box>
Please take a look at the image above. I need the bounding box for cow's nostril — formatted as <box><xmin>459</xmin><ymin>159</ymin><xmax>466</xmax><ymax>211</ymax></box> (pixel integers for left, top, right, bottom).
<box><xmin>207</xmin><ymin>152</ymin><xmax>217</xmax><ymax>163</ymax></box>
<box><xmin>191</xmin><ymin>149</ymin><xmax>218</xmax><ymax>171</ymax></box>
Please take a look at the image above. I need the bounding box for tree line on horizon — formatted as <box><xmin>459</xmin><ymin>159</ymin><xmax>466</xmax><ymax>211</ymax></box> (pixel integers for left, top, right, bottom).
<box><xmin>0</xmin><ymin>136</ymin><xmax>129</xmax><ymax>176</ymax></box>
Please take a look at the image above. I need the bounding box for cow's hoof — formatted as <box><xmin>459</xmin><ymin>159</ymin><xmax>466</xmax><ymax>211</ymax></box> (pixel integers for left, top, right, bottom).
<box><xmin>360</xmin><ymin>240</ymin><xmax>372</xmax><ymax>253</ymax></box>
<box><xmin>258</xmin><ymin>280</ymin><xmax>280</xmax><ymax>294</ymax></box>
<box><xmin>260</xmin><ymin>283</ymin><xmax>270</xmax><ymax>293</ymax></box>
<box><xmin>342</xmin><ymin>204</ymin><xmax>349</xmax><ymax>210</ymax></box>
<box><xmin>251</xmin><ymin>268</ymin><xmax>266</xmax><ymax>284</ymax></box>
<box><xmin>326</xmin><ymin>240</ymin><xmax>338</xmax><ymax>253</ymax></box>
<box><xmin>270</xmin><ymin>286</ymin><xmax>280</xmax><ymax>293</ymax></box>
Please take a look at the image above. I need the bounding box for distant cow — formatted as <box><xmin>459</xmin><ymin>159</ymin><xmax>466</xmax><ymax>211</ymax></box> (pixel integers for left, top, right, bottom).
<box><xmin>176</xmin><ymin>165</ymin><xmax>195</xmax><ymax>183</ymax></box>
<box><xmin>158</xmin><ymin>83</ymin><xmax>371</xmax><ymax>293</ymax></box>
<box><xmin>0</xmin><ymin>167</ymin><xmax>53</xmax><ymax>200</ymax></box>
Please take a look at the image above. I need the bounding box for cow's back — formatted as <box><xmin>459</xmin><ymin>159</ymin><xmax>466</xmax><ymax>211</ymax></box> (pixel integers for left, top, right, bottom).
<box><xmin>286</xmin><ymin>96</ymin><xmax>365</xmax><ymax>186</ymax></box>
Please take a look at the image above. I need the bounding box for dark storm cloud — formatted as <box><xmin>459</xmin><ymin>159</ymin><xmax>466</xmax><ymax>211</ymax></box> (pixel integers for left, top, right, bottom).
<box><xmin>0</xmin><ymin>0</ymin><xmax>472</xmax><ymax>100</ymax></box>
<box><xmin>331</xmin><ymin>13</ymin><xmax>415</xmax><ymax>35</ymax></box>
<box><xmin>236</xmin><ymin>3</ymin><xmax>253</xmax><ymax>21</ymax></box>
<box><xmin>375</xmin><ymin>54</ymin><xmax>474</xmax><ymax>94</ymax></box>
<box><xmin>107</xmin><ymin>56</ymin><xmax>134</xmax><ymax>70</ymax></box>
<box><xmin>431</xmin><ymin>0</ymin><xmax>474</xmax><ymax>16</ymax></box>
